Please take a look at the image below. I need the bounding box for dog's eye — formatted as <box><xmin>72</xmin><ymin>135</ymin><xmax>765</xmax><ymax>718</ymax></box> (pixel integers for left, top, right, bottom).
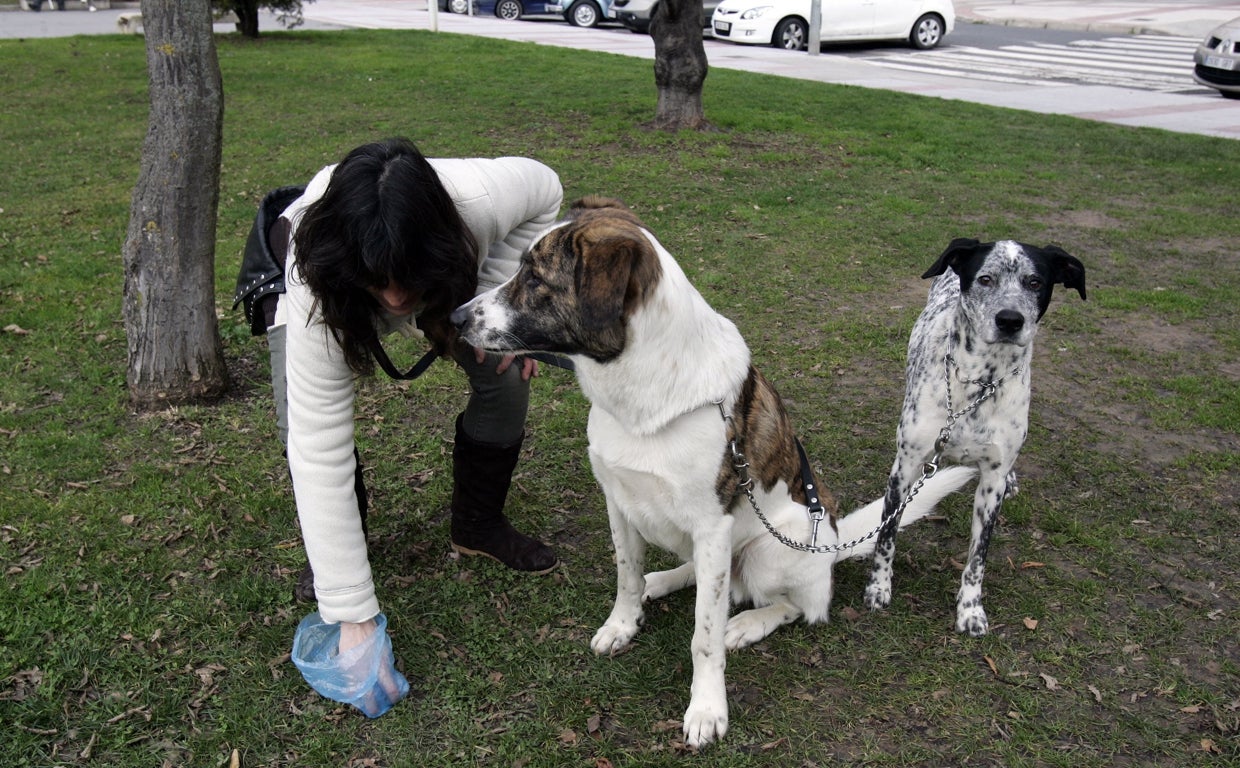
<box><xmin>976</xmin><ymin>275</ymin><xmax>994</xmax><ymax>287</ymax></box>
<box><xmin>1025</xmin><ymin>277</ymin><xmax>1043</xmax><ymax>291</ymax></box>
<box><xmin>525</xmin><ymin>274</ymin><xmax>543</xmax><ymax>291</ymax></box>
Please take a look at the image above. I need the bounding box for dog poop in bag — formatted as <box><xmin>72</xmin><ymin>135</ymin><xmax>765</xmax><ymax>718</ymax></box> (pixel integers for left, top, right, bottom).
<box><xmin>291</xmin><ymin>612</ymin><xmax>409</xmax><ymax>718</ymax></box>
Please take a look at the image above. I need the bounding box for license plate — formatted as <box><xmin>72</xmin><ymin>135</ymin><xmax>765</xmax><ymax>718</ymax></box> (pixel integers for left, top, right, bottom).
<box><xmin>714</xmin><ymin>21</ymin><xmax>731</xmax><ymax>34</ymax></box>
<box><xmin>1205</xmin><ymin>55</ymin><xmax>1235</xmax><ymax>70</ymax></box>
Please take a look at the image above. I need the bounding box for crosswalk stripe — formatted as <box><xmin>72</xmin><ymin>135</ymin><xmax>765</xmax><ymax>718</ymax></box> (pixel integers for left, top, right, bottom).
<box><xmin>863</xmin><ymin>34</ymin><xmax>1209</xmax><ymax>93</ymax></box>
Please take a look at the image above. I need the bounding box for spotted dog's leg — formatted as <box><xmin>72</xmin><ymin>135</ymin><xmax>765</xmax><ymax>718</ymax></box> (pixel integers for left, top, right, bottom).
<box><xmin>863</xmin><ymin>467</ymin><xmax>913</xmax><ymax>610</ymax></box>
<box><xmin>591</xmin><ymin>494</ymin><xmax>648</xmax><ymax>655</ymax></box>
<box><xmin>955</xmin><ymin>471</ymin><xmax>1007</xmax><ymax>636</ymax></box>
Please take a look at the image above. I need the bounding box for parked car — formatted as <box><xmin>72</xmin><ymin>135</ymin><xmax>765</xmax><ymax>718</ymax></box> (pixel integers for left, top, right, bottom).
<box><xmin>1193</xmin><ymin>16</ymin><xmax>1240</xmax><ymax>98</ymax></box>
<box><xmin>610</xmin><ymin>0</ymin><xmax>721</xmax><ymax>34</ymax></box>
<box><xmin>545</xmin><ymin>0</ymin><xmax>614</xmax><ymax>27</ymax></box>
<box><xmin>440</xmin><ymin>0</ymin><xmax>534</xmax><ymax>20</ymax></box>
<box><xmin>711</xmin><ymin>0</ymin><xmax>954</xmax><ymax>51</ymax></box>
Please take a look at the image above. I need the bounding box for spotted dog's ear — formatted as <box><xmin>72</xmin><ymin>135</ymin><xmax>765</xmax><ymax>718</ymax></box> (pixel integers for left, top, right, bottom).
<box><xmin>1042</xmin><ymin>245</ymin><xmax>1087</xmax><ymax>301</ymax></box>
<box><xmin>922</xmin><ymin>238</ymin><xmax>984</xmax><ymax>279</ymax></box>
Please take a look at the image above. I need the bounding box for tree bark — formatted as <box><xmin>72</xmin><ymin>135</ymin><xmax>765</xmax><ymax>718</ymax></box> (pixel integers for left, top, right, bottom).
<box><xmin>648</xmin><ymin>0</ymin><xmax>713</xmax><ymax>131</ymax></box>
<box><xmin>123</xmin><ymin>0</ymin><xmax>228</xmax><ymax>409</ymax></box>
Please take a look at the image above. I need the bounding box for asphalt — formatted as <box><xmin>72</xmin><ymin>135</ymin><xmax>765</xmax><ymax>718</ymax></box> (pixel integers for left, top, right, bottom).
<box><xmin>3</xmin><ymin>0</ymin><xmax>1240</xmax><ymax>138</ymax></box>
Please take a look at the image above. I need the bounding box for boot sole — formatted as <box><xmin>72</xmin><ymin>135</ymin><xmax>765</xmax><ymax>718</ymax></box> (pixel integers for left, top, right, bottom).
<box><xmin>451</xmin><ymin>542</ymin><xmax>559</xmax><ymax>575</ymax></box>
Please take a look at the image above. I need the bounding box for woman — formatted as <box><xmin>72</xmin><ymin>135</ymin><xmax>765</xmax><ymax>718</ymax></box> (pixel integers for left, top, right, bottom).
<box><xmin>268</xmin><ymin>138</ymin><xmax>564</xmax><ymax>713</ymax></box>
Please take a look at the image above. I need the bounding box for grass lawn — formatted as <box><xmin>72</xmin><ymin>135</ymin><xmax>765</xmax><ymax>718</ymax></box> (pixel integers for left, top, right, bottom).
<box><xmin>1</xmin><ymin>25</ymin><xmax>1237</xmax><ymax>767</ymax></box>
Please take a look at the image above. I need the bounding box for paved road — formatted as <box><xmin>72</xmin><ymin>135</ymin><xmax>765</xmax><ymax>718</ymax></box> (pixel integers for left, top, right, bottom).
<box><xmin>3</xmin><ymin>0</ymin><xmax>1239</xmax><ymax>138</ymax></box>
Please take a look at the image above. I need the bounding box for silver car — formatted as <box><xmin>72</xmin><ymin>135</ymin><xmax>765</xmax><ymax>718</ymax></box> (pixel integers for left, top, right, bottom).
<box><xmin>1193</xmin><ymin>16</ymin><xmax>1240</xmax><ymax>98</ymax></box>
<box><xmin>610</xmin><ymin>0</ymin><xmax>721</xmax><ymax>34</ymax></box>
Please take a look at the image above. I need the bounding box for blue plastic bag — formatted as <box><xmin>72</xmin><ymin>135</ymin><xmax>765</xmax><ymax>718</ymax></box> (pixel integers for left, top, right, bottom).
<box><xmin>291</xmin><ymin>612</ymin><xmax>410</xmax><ymax>718</ymax></box>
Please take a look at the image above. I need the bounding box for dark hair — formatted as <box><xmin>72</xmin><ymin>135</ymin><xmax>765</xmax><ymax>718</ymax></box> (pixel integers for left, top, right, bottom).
<box><xmin>293</xmin><ymin>138</ymin><xmax>479</xmax><ymax>374</ymax></box>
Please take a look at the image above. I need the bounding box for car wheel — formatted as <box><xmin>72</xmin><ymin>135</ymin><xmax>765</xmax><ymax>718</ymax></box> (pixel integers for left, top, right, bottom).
<box><xmin>448</xmin><ymin>0</ymin><xmax>469</xmax><ymax>13</ymax></box>
<box><xmin>910</xmin><ymin>13</ymin><xmax>944</xmax><ymax>50</ymax></box>
<box><xmin>567</xmin><ymin>0</ymin><xmax>601</xmax><ymax>27</ymax></box>
<box><xmin>496</xmin><ymin>0</ymin><xmax>522</xmax><ymax>19</ymax></box>
<box><xmin>773</xmin><ymin>17</ymin><xmax>807</xmax><ymax>51</ymax></box>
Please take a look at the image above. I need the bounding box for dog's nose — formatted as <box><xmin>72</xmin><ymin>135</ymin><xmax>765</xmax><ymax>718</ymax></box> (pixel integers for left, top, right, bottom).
<box><xmin>994</xmin><ymin>310</ymin><xmax>1024</xmax><ymax>336</ymax></box>
<box><xmin>449</xmin><ymin>305</ymin><xmax>469</xmax><ymax>329</ymax></box>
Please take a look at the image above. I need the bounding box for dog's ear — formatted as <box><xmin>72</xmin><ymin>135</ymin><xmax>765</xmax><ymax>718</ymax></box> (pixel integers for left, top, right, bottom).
<box><xmin>568</xmin><ymin>196</ymin><xmax>630</xmax><ymax>216</ymax></box>
<box><xmin>922</xmin><ymin>238</ymin><xmax>983</xmax><ymax>279</ymax></box>
<box><xmin>577</xmin><ymin>229</ymin><xmax>660</xmax><ymax>338</ymax></box>
<box><xmin>1043</xmin><ymin>245</ymin><xmax>1087</xmax><ymax>301</ymax></box>
<box><xmin>568</xmin><ymin>196</ymin><xmax>647</xmax><ymax>229</ymax></box>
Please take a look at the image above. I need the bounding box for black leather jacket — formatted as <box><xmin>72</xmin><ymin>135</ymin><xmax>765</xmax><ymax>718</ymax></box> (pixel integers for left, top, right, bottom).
<box><xmin>232</xmin><ymin>185</ymin><xmax>306</xmax><ymax>336</ymax></box>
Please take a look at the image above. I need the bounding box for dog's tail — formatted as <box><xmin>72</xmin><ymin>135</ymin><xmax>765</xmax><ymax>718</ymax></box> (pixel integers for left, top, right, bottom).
<box><xmin>834</xmin><ymin>466</ymin><xmax>977</xmax><ymax>560</ymax></box>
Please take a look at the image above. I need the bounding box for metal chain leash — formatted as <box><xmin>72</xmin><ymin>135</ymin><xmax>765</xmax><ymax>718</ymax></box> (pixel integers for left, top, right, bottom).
<box><xmin>717</xmin><ymin>354</ymin><xmax>1019</xmax><ymax>555</ymax></box>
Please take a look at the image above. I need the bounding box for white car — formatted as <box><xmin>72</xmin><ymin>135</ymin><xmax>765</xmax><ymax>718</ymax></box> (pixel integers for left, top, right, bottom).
<box><xmin>712</xmin><ymin>0</ymin><xmax>955</xmax><ymax>50</ymax></box>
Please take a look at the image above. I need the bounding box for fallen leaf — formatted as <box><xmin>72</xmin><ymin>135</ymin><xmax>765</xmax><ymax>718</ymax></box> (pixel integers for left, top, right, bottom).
<box><xmin>839</xmin><ymin>605</ymin><xmax>862</xmax><ymax>622</ymax></box>
<box><xmin>1088</xmin><ymin>684</ymin><xmax>1102</xmax><ymax>703</ymax></box>
<box><xmin>558</xmin><ymin>729</ymin><xmax>578</xmax><ymax>745</ymax></box>
<box><xmin>1023</xmin><ymin>617</ymin><xmax>1039</xmax><ymax>630</ymax></box>
<box><xmin>3</xmin><ymin>324</ymin><xmax>30</xmax><ymax>335</ymax></box>
<box><xmin>1201</xmin><ymin>739</ymin><xmax>1221</xmax><ymax>754</ymax></box>
<box><xmin>1021</xmin><ymin>561</ymin><xmax>1045</xmax><ymax>569</ymax></box>
<box><xmin>1181</xmin><ymin>704</ymin><xmax>1202</xmax><ymax>714</ymax></box>
<box><xmin>1040</xmin><ymin>673</ymin><xmax>1060</xmax><ymax>691</ymax></box>
<box><xmin>984</xmin><ymin>656</ymin><xmax>999</xmax><ymax>676</ymax></box>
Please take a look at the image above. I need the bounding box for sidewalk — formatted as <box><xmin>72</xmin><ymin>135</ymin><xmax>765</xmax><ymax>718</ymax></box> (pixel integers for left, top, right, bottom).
<box><xmin>956</xmin><ymin>0</ymin><xmax>1240</xmax><ymax>37</ymax></box>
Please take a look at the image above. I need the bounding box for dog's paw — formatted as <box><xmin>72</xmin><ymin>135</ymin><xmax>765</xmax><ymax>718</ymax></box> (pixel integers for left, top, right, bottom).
<box><xmin>1003</xmin><ymin>470</ymin><xmax>1020</xmax><ymax>500</ymax></box>
<box><xmin>642</xmin><ymin>564</ymin><xmax>694</xmax><ymax>603</ymax></box>
<box><xmin>590</xmin><ymin>619</ymin><xmax>640</xmax><ymax>656</ymax></box>
<box><xmin>955</xmin><ymin>605</ymin><xmax>989</xmax><ymax>637</ymax></box>
<box><xmin>863</xmin><ymin>580</ymin><xmax>892</xmax><ymax>611</ymax></box>
<box><xmin>723</xmin><ymin>615</ymin><xmax>768</xmax><ymax>651</ymax></box>
<box><xmin>724</xmin><ymin>605</ymin><xmax>797</xmax><ymax>650</ymax></box>
<box><xmin>682</xmin><ymin>698</ymin><xmax>728</xmax><ymax>748</ymax></box>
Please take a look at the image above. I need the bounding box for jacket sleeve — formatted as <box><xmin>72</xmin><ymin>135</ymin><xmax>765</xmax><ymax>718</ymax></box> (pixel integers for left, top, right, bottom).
<box><xmin>281</xmin><ymin>165</ymin><xmax>379</xmax><ymax>625</ymax></box>
<box><xmin>430</xmin><ymin>157</ymin><xmax>564</xmax><ymax>293</ymax></box>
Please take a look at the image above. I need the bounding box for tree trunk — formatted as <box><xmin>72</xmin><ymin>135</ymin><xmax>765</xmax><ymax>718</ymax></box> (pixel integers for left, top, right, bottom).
<box><xmin>232</xmin><ymin>0</ymin><xmax>261</xmax><ymax>38</ymax></box>
<box><xmin>648</xmin><ymin>0</ymin><xmax>713</xmax><ymax>131</ymax></box>
<box><xmin>123</xmin><ymin>0</ymin><xmax>228</xmax><ymax>409</ymax></box>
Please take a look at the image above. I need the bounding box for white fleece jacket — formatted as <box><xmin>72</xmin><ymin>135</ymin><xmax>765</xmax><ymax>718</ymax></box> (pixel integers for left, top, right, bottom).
<box><xmin>277</xmin><ymin>157</ymin><xmax>563</xmax><ymax>624</ymax></box>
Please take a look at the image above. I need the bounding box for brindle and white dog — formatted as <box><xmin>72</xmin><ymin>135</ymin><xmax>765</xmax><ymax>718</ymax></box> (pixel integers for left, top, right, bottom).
<box><xmin>863</xmin><ymin>238</ymin><xmax>1086</xmax><ymax>637</ymax></box>
<box><xmin>451</xmin><ymin>198</ymin><xmax>975</xmax><ymax>747</ymax></box>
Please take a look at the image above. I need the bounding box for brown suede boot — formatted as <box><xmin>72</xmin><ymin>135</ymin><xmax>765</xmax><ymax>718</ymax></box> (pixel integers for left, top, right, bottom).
<box><xmin>449</xmin><ymin>414</ymin><xmax>558</xmax><ymax>574</ymax></box>
<box><xmin>293</xmin><ymin>448</ymin><xmax>369</xmax><ymax>603</ymax></box>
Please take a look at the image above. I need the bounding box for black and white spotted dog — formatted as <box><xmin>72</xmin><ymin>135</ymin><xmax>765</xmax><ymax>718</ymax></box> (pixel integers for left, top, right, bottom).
<box><xmin>863</xmin><ymin>238</ymin><xmax>1086</xmax><ymax>636</ymax></box>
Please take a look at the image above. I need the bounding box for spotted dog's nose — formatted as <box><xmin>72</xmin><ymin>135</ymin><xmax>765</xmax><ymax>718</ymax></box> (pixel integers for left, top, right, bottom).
<box><xmin>994</xmin><ymin>309</ymin><xmax>1025</xmax><ymax>336</ymax></box>
<box><xmin>449</xmin><ymin>305</ymin><xmax>471</xmax><ymax>329</ymax></box>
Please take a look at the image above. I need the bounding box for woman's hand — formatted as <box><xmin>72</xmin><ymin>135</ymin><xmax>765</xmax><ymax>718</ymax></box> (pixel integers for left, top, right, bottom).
<box><xmin>338</xmin><ymin>618</ymin><xmax>377</xmax><ymax>655</ymax></box>
<box><xmin>473</xmin><ymin>347</ymin><xmax>539</xmax><ymax>381</ymax></box>
<box><xmin>338</xmin><ymin>618</ymin><xmax>409</xmax><ymax>716</ymax></box>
